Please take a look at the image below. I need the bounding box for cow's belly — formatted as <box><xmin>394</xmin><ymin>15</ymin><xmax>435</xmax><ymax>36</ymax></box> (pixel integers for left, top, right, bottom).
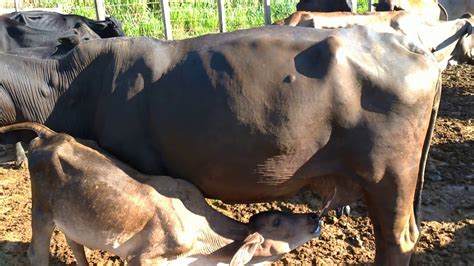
<box><xmin>153</xmin><ymin>140</ymin><xmax>341</xmax><ymax>202</ymax></box>
<box><xmin>190</xmin><ymin>171</ymin><xmax>312</xmax><ymax>203</ymax></box>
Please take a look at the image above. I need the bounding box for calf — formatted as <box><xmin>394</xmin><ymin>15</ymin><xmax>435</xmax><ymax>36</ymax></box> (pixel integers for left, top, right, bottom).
<box><xmin>0</xmin><ymin>123</ymin><xmax>321</xmax><ymax>265</ymax></box>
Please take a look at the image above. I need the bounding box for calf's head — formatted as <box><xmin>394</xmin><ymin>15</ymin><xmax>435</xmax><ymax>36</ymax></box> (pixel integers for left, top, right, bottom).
<box><xmin>230</xmin><ymin>211</ymin><xmax>320</xmax><ymax>265</ymax></box>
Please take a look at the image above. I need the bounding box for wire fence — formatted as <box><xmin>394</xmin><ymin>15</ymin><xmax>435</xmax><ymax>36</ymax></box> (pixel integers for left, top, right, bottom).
<box><xmin>1</xmin><ymin>0</ymin><xmax>374</xmax><ymax>39</ymax></box>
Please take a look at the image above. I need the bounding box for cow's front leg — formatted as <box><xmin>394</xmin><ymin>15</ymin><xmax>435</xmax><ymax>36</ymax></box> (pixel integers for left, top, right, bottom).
<box><xmin>364</xmin><ymin>165</ymin><xmax>420</xmax><ymax>265</ymax></box>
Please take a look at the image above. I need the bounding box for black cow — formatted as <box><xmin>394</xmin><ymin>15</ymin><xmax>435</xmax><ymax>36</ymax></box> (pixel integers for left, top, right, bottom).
<box><xmin>0</xmin><ymin>25</ymin><xmax>469</xmax><ymax>264</ymax></box>
<box><xmin>296</xmin><ymin>0</ymin><xmax>355</xmax><ymax>12</ymax></box>
<box><xmin>0</xmin><ymin>16</ymin><xmax>99</xmax><ymax>52</ymax></box>
<box><xmin>4</xmin><ymin>10</ymin><xmax>125</xmax><ymax>38</ymax></box>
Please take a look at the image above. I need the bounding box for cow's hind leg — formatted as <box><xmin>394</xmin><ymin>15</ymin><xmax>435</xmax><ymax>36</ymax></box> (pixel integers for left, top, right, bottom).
<box><xmin>28</xmin><ymin>207</ymin><xmax>54</xmax><ymax>266</ymax></box>
<box><xmin>66</xmin><ymin>236</ymin><xmax>88</xmax><ymax>266</ymax></box>
<box><xmin>364</xmin><ymin>166</ymin><xmax>420</xmax><ymax>266</ymax></box>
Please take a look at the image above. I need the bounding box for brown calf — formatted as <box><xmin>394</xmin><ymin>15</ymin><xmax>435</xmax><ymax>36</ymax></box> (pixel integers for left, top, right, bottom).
<box><xmin>0</xmin><ymin>123</ymin><xmax>321</xmax><ymax>265</ymax></box>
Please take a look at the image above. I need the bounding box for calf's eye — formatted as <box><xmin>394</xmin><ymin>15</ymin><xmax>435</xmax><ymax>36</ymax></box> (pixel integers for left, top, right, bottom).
<box><xmin>273</xmin><ymin>218</ymin><xmax>281</xmax><ymax>227</ymax></box>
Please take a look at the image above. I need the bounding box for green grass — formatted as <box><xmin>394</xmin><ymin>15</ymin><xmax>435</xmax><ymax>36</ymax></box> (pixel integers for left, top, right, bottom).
<box><xmin>14</xmin><ymin>0</ymin><xmax>374</xmax><ymax>39</ymax></box>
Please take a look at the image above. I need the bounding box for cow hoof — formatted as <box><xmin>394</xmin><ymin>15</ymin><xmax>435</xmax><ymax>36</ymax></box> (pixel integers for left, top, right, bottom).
<box><xmin>336</xmin><ymin>205</ymin><xmax>351</xmax><ymax>218</ymax></box>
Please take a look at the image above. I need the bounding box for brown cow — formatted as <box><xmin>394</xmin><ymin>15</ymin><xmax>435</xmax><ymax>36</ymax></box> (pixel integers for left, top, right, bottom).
<box><xmin>0</xmin><ymin>25</ymin><xmax>459</xmax><ymax>264</ymax></box>
<box><xmin>0</xmin><ymin>122</ymin><xmax>321</xmax><ymax>265</ymax></box>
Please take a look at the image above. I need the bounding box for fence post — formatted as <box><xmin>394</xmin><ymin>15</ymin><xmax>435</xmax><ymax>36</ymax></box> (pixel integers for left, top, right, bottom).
<box><xmin>14</xmin><ymin>0</ymin><xmax>21</xmax><ymax>12</ymax></box>
<box><xmin>161</xmin><ymin>0</ymin><xmax>173</xmax><ymax>40</ymax></box>
<box><xmin>217</xmin><ymin>0</ymin><xmax>226</xmax><ymax>32</ymax></box>
<box><xmin>263</xmin><ymin>0</ymin><xmax>271</xmax><ymax>25</ymax></box>
<box><xmin>368</xmin><ymin>0</ymin><xmax>374</xmax><ymax>11</ymax></box>
<box><xmin>94</xmin><ymin>0</ymin><xmax>106</xmax><ymax>20</ymax></box>
<box><xmin>351</xmin><ymin>0</ymin><xmax>358</xmax><ymax>13</ymax></box>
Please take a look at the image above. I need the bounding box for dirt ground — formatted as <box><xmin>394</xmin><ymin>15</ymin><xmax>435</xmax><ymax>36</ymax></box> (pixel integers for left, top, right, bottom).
<box><xmin>0</xmin><ymin>64</ymin><xmax>472</xmax><ymax>265</ymax></box>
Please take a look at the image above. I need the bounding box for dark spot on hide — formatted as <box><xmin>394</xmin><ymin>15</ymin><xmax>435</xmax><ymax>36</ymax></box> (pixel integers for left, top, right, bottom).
<box><xmin>294</xmin><ymin>35</ymin><xmax>341</xmax><ymax>79</ymax></box>
<box><xmin>283</xmin><ymin>74</ymin><xmax>296</xmax><ymax>83</ymax></box>
<box><xmin>210</xmin><ymin>52</ymin><xmax>234</xmax><ymax>77</ymax></box>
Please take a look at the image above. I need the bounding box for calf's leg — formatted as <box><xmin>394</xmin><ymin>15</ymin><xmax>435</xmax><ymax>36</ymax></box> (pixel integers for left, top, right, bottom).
<box><xmin>28</xmin><ymin>207</ymin><xmax>55</xmax><ymax>266</ymax></box>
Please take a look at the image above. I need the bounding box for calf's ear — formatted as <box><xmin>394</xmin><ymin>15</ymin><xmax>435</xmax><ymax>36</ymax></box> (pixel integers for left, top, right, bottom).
<box><xmin>229</xmin><ymin>232</ymin><xmax>264</xmax><ymax>266</ymax></box>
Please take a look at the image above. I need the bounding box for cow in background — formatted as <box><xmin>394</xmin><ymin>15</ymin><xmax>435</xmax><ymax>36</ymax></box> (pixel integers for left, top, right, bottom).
<box><xmin>438</xmin><ymin>0</ymin><xmax>474</xmax><ymax>19</ymax></box>
<box><xmin>296</xmin><ymin>0</ymin><xmax>357</xmax><ymax>12</ymax></box>
<box><xmin>273</xmin><ymin>11</ymin><xmax>473</xmax><ymax>66</ymax></box>
<box><xmin>4</xmin><ymin>10</ymin><xmax>125</xmax><ymax>38</ymax></box>
<box><xmin>0</xmin><ymin>16</ymin><xmax>99</xmax><ymax>52</ymax></box>
<box><xmin>375</xmin><ymin>0</ymin><xmax>448</xmax><ymax>20</ymax></box>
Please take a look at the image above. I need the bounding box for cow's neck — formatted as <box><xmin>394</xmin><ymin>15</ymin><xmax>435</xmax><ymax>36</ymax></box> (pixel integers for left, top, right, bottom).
<box><xmin>172</xmin><ymin>217</ymin><xmax>249</xmax><ymax>262</ymax></box>
<box><xmin>186</xmin><ymin>224</ymin><xmax>282</xmax><ymax>265</ymax></box>
<box><xmin>1</xmin><ymin>56</ymin><xmax>61</xmax><ymax>125</ymax></box>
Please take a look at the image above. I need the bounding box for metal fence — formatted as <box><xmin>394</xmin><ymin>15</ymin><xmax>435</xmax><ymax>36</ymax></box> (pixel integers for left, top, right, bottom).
<box><xmin>2</xmin><ymin>0</ymin><xmax>376</xmax><ymax>40</ymax></box>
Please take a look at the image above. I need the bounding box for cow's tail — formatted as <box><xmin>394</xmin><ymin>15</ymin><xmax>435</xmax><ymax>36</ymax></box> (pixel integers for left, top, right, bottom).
<box><xmin>0</xmin><ymin>122</ymin><xmax>55</xmax><ymax>139</ymax></box>
<box><xmin>438</xmin><ymin>3</ymin><xmax>449</xmax><ymax>21</ymax></box>
<box><xmin>413</xmin><ymin>74</ymin><xmax>442</xmax><ymax>227</ymax></box>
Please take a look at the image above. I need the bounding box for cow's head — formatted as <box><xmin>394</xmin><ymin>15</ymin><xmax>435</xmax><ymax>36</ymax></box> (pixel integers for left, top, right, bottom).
<box><xmin>451</xmin><ymin>14</ymin><xmax>474</xmax><ymax>65</ymax></box>
<box><xmin>433</xmin><ymin>15</ymin><xmax>474</xmax><ymax>66</ymax></box>
<box><xmin>86</xmin><ymin>16</ymin><xmax>125</xmax><ymax>38</ymax></box>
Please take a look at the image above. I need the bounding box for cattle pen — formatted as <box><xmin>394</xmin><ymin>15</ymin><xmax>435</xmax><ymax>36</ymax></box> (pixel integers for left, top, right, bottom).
<box><xmin>1</xmin><ymin>0</ymin><xmax>375</xmax><ymax>40</ymax></box>
<box><xmin>0</xmin><ymin>0</ymin><xmax>473</xmax><ymax>265</ymax></box>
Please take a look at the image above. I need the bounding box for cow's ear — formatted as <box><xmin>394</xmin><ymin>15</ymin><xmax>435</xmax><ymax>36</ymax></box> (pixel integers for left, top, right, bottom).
<box><xmin>229</xmin><ymin>232</ymin><xmax>264</xmax><ymax>266</ymax></box>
